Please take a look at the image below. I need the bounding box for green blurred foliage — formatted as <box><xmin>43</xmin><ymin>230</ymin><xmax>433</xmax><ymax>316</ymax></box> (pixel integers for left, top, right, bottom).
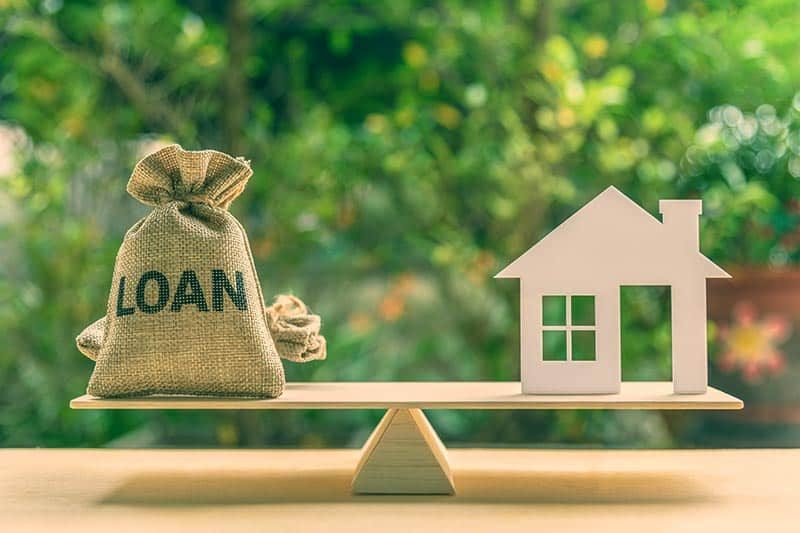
<box><xmin>1</xmin><ymin>0</ymin><xmax>799</xmax><ymax>448</ymax></box>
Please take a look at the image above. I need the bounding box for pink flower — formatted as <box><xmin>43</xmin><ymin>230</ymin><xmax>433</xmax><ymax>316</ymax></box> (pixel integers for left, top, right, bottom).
<box><xmin>717</xmin><ymin>302</ymin><xmax>791</xmax><ymax>383</ymax></box>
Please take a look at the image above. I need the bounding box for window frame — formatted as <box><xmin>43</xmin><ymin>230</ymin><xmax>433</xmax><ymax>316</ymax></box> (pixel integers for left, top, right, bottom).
<box><xmin>541</xmin><ymin>294</ymin><xmax>597</xmax><ymax>362</ymax></box>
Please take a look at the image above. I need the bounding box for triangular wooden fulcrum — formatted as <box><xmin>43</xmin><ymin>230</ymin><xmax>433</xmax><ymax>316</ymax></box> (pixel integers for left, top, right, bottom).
<box><xmin>352</xmin><ymin>408</ymin><xmax>454</xmax><ymax>495</ymax></box>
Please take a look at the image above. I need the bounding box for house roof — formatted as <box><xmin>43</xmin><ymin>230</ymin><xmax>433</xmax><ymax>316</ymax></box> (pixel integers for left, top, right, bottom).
<box><xmin>495</xmin><ymin>186</ymin><xmax>730</xmax><ymax>281</ymax></box>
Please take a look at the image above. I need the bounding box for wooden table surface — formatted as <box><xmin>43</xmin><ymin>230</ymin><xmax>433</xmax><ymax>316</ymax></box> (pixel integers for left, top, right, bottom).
<box><xmin>2</xmin><ymin>448</ymin><xmax>797</xmax><ymax>532</ymax></box>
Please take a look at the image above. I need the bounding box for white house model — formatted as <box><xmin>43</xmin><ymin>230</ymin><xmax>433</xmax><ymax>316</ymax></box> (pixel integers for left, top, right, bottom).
<box><xmin>496</xmin><ymin>186</ymin><xmax>729</xmax><ymax>395</ymax></box>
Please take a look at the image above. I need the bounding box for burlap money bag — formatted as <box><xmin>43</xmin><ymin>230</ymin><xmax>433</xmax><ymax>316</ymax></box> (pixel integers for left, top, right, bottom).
<box><xmin>84</xmin><ymin>144</ymin><xmax>285</xmax><ymax>398</ymax></box>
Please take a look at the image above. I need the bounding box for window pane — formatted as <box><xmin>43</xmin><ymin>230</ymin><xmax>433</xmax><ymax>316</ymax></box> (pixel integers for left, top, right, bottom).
<box><xmin>542</xmin><ymin>296</ymin><xmax>566</xmax><ymax>326</ymax></box>
<box><xmin>572</xmin><ymin>330</ymin><xmax>596</xmax><ymax>361</ymax></box>
<box><xmin>571</xmin><ymin>295</ymin><xmax>595</xmax><ymax>326</ymax></box>
<box><xmin>543</xmin><ymin>330</ymin><xmax>567</xmax><ymax>361</ymax></box>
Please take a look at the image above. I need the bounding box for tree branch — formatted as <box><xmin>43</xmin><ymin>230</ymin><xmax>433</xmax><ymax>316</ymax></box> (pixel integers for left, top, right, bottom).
<box><xmin>223</xmin><ymin>0</ymin><xmax>251</xmax><ymax>155</ymax></box>
<box><xmin>98</xmin><ymin>52</ymin><xmax>194</xmax><ymax>141</ymax></box>
<box><xmin>18</xmin><ymin>12</ymin><xmax>195</xmax><ymax>141</ymax></box>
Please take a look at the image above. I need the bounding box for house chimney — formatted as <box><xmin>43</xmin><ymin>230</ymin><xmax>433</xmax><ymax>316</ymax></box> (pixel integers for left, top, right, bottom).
<box><xmin>659</xmin><ymin>199</ymin><xmax>702</xmax><ymax>250</ymax></box>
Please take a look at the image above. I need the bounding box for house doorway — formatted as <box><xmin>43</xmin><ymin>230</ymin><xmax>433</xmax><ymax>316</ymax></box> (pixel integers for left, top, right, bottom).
<box><xmin>620</xmin><ymin>286</ymin><xmax>672</xmax><ymax>381</ymax></box>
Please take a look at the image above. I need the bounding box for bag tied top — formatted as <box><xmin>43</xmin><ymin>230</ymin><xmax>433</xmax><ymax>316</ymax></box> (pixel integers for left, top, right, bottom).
<box><xmin>127</xmin><ymin>144</ymin><xmax>252</xmax><ymax>208</ymax></box>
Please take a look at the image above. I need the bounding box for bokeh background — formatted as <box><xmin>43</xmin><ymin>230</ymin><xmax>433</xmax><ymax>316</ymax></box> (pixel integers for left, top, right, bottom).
<box><xmin>2</xmin><ymin>0</ymin><xmax>800</xmax><ymax>449</ymax></box>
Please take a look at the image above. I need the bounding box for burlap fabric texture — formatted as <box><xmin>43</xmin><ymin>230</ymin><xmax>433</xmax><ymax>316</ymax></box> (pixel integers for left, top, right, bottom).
<box><xmin>78</xmin><ymin>295</ymin><xmax>327</xmax><ymax>364</ymax></box>
<box><xmin>80</xmin><ymin>144</ymin><xmax>324</xmax><ymax>398</ymax></box>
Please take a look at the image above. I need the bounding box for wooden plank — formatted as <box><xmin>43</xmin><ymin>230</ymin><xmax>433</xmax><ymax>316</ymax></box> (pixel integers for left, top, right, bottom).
<box><xmin>70</xmin><ymin>381</ymin><xmax>742</xmax><ymax>410</ymax></box>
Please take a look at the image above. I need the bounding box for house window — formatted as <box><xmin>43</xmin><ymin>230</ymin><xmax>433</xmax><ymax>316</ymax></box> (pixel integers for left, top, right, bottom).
<box><xmin>542</xmin><ymin>295</ymin><xmax>596</xmax><ymax>361</ymax></box>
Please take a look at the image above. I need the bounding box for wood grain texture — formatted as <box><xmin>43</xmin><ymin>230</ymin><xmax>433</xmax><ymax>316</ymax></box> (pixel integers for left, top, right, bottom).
<box><xmin>70</xmin><ymin>381</ymin><xmax>742</xmax><ymax>410</ymax></box>
<box><xmin>352</xmin><ymin>408</ymin><xmax>454</xmax><ymax>495</ymax></box>
<box><xmin>1</xmin><ymin>449</ymin><xmax>797</xmax><ymax>532</ymax></box>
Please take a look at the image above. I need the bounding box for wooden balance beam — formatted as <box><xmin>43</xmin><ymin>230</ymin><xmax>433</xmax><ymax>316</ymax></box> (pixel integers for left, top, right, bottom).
<box><xmin>71</xmin><ymin>381</ymin><xmax>742</xmax><ymax>495</ymax></box>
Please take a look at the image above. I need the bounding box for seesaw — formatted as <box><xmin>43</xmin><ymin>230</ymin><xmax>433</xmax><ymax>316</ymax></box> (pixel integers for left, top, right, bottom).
<box><xmin>71</xmin><ymin>381</ymin><xmax>742</xmax><ymax>495</ymax></box>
